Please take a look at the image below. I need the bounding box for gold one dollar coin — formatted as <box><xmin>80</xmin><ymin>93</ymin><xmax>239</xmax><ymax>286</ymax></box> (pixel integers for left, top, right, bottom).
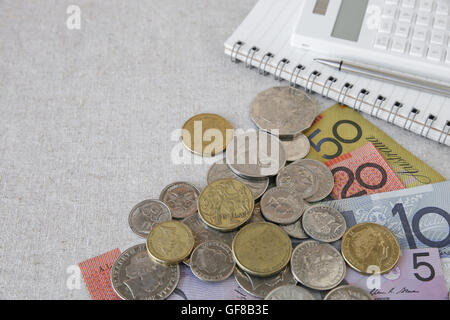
<box><xmin>198</xmin><ymin>179</ymin><xmax>254</xmax><ymax>231</ymax></box>
<box><xmin>232</xmin><ymin>222</ymin><xmax>292</xmax><ymax>276</ymax></box>
<box><xmin>146</xmin><ymin>220</ymin><xmax>195</xmax><ymax>265</ymax></box>
<box><xmin>341</xmin><ymin>222</ymin><xmax>400</xmax><ymax>274</ymax></box>
<box><xmin>181</xmin><ymin>113</ymin><xmax>234</xmax><ymax>157</ymax></box>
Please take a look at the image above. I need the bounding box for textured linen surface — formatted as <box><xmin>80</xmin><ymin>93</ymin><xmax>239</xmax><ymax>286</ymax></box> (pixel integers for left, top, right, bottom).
<box><xmin>0</xmin><ymin>0</ymin><xmax>449</xmax><ymax>299</ymax></box>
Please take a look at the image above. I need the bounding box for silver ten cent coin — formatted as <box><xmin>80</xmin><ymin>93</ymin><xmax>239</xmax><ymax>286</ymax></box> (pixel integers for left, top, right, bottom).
<box><xmin>276</xmin><ymin>163</ymin><xmax>319</xmax><ymax>199</ymax></box>
<box><xmin>260</xmin><ymin>187</ymin><xmax>306</xmax><ymax>225</ymax></box>
<box><xmin>302</xmin><ymin>205</ymin><xmax>346</xmax><ymax>242</ymax></box>
<box><xmin>128</xmin><ymin>200</ymin><xmax>171</xmax><ymax>238</ymax></box>
<box><xmin>159</xmin><ymin>181</ymin><xmax>200</xmax><ymax>219</ymax></box>
<box><xmin>190</xmin><ymin>240</ymin><xmax>235</xmax><ymax>282</ymax></box>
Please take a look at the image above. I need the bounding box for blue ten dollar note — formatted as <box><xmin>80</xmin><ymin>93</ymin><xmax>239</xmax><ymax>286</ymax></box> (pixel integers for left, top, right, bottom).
<box><xmin>325</xmin><ymin>181</ymin><xmax>450</xmax><ymax>258</ymax></box>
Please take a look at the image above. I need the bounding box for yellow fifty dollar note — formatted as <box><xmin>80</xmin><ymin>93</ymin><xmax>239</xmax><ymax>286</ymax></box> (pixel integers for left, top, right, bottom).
<box><xmin>304</xmin><ymin>104</ymin><xmax>444</xmax><ymax>188</ymax></box>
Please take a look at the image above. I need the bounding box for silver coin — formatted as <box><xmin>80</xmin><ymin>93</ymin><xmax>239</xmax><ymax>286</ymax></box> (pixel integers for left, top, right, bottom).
<box><xmin>265</xmin><ymin>285</ymin><xmax>316</xmax><ymax>300</ymax></box>
<box><xmin>276</xmin><ymin>163</ymin><xmax>318</xmax><ymax>199</ymax></box>
<box><xmin>159</xmin><ymin>181</ymin><xmax>200</xmax><ymax>219</ymax></box>
<box><xmin>181</xmin><ymin>213</ymin><xmax>235</xmax><ymax>265</ymax></box>
<box><xmin>291</xmin><ymin>240</ymin><xmax>346</xmax><ymax>291</ymax></box>
<box><xmin>294</xmin><ymin>159</ymin><xmax>334</xmax><ymax>202</ymax></box>
<box><xmin>226</xmin><ymin>130</ymin><xmax>286</xmax><ymax>179</ymax></box>
<box><xmin>190</xmin><ymin>240</ymin><xmax>235</xmax><ymax>282</ymax></box>
<box><xmin>207</xmin><ymin>160</ymin><xmax>269</xmax><ymax>199</ymax></box>
<box><xmin>302</xmin><ymin>205</ymin><xmax>346</xmax><ymax>242</ymax></box>
<box><xmin>324</xmin><ymin>285</ymin><xmax>374</xmax><ymax>300</ymax></box>
<box><xmin>281</xmin><ymin>134</ymin><xmax>311</xmax><ymax>162</ymax></box>
<box><xmin>111</xmin><ymin>244</ymin><xmax>179</xmax><ymax>300</ymax></box>
<box><xmin>251</xmin><ymin>87</ymin><xmax>320</xmax><ymax>139</ymax></box>
<box><xmin>281</xmin><ymin>218</ymin><xmax>309</xmax><ymax>240</ymax></box>
<box><xmin>234</xmin><ymin>265</ymin><xmax>297</xmax><ymax>298</ymax></box>
<box><xmin>128</xmin><ymin>200</ymin><xmax>171</xmax><ymax>238</ymax></box>
<box><xmin>260</xmin><ymin>187</ymin><xmax>305</xmax><ymax>225</ymax></box>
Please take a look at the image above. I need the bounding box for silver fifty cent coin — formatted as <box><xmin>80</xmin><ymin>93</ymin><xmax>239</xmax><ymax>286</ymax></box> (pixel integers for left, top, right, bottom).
<box><xmin>128</xmin><ymin>200</ymin><xmax>171</xmax><ymax>238</ymax></box>
<box><xmin>265</xmin><ymin>285</ymin><xmax>316</xmax><ymax>300</ymax></box>
<box><xmin>251</xmin><ymin>87</ymin><xmax>320</xmax><ymax>139</ymax></box>
<box><xmin>159</xmin><ymin>181</ymin><xmax>200</xmax><ymax>219</ymax></box>
<box><xmin>234</xmin><ymin>265</ymin><xmax>297</xmax><ymax>298</ymax></box>
<box><xmin>190</xmin><ymin>240</ymin><xmax>235</xmax><ymax>282</ymax></box>
<box><xmin>207</xmin><ymin>160</ymin><xmax>269</xmax><ymax>200</ymax></box>
<box><xmin>276</xmin><ymin>162</ymin><xmax>318</xmax><ymax>199</ymax></box>
<box><xmin>280</xmin><ymin>134</ymin><xmax>311</xmax><ymax>162</ymax></box>
<box><xmin>110</xmin><ymin>244</ymin><xmax>179</xmax><ymax>300</ymax></box>
<box><xmin>260</xmin><ymin>187</ymin><xmax>305</xmax><ymax>225</ymax></box>
<box><xmin>290</xmin><ymin>240</ymin><xmax>346</xmax><ymax>291</ymax></box>
<box><xmin>226</xmin><ymin>130</ymin><xmax>286</xmax><ymax>179</ymax></box>
<box><xmin>302</xmin><ymin>205</ymin><xmax>346</xmax><ymax>242</ymax></box>
<box><xmin>324</xmin><ymin>285</ymin><xmax>374</xmax><ymax>300</ymax></box>
<box><xmin>294</xmin><ymin>159</ymin><xmax>334</xmax><ymax>202</ymax></box>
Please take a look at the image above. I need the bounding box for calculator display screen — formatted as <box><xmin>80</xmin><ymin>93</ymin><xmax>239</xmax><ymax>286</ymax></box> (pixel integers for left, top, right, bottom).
<box><xmin>331</xmin><ymin>0</ymin><xmax>369</xmax><ymax>42</ymax></box>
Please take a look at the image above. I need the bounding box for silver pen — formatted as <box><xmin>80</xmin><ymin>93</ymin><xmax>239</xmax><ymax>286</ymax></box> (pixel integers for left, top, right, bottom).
<box><xmin>314</xmin><ymin>58</ymin><xmax>450</xmax><ymax>98</ymax></box>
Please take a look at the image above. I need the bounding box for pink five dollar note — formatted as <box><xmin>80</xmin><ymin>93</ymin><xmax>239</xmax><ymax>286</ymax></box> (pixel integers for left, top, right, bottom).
<box><xmin>78</xmin><ymin>248</ymin><xmax>121</xmax><ymax>300</ymax></box>
<box><xmin>345</xmin><ymin>248</ymin><xmax>449</xmax><ymax>300</ymax></box>
<box><xmin>324</xmin><ymin>142</ymin><xmax>405</xmax><ymax>200</ymax></box>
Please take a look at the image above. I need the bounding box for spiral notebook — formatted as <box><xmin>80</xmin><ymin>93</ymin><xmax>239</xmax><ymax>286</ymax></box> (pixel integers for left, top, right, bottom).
<box><xmin>224</xmin><ymin>0</ymin><xmax>450</xmax><ymax>147</ymax></box>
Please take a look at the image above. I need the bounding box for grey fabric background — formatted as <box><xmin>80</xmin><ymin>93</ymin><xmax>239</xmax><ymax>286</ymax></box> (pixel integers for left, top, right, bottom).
<box><xmin>0</xmin><ymin>0</ymin><xmax>449</xmax><ymax>299</ymax></box>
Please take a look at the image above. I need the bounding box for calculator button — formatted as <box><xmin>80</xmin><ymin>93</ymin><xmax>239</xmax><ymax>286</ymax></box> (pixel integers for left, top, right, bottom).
<box><xmin>382</xmin><ymin>5</ymin><xmax>397</xmax><ymax>19</ymax></box>
<box><xmin>436</xmin><ymin>1</ymin><xmax>450</xmax><ymax>15</ymax></box>
<box><xmin>416</xmin><ymin>12</ymin><xmax>432</xmax><ymax>26</ymax></box>
<box><xmin>391</xmin><ymin>38</ymin><xmax>407</xmax><ymax>53</ymax></box>
<box><xmin>398</xmin><ymin>8</ymin><xmax>414</xmax><ymax>23</ymax></box>
<box><xmin>379</xmin><ymin>20</ymin><xmax>395</xmax><ymax>33</ymax></box>
<box><xmin>402</xmin><ymin>0</ymin><xmax>416</xmax><ymax>8</ymax></box>
<box><xmin>410</xmin><ymin>41</ymin><xmax>426</xmax><ymax>56</ymax></box>
<box><xmin>430</xmin><ymin>30</ymin><xmax>446</xmax><ymax>45</ymax></box>
<box><xmin>374</xmin><ymin>35</ymin><xmax>391</xmax><ymax>50</ymax></box>
<box><xmin>412</xmin><ymin>26</ymin><xmax>428</xmax><ymax>41</ymax></box>
<box><xmin>427</xmin><ymin>45</ymin><xmax>444</xmax><ymax>61</ymax></box>
<box><xmin>418</xmin><ymin>0</ymin><xmax>433</xmax><ymax>11</ymax></box>
<box><xmin>433</xmin><ymin>17</ymin><xmax>448</xmax><ymax>30</ymax></box>
<box><xmin>395</xmin><ymin>23</ymin><xmax>410</xmax><ymax>37</ymax></box>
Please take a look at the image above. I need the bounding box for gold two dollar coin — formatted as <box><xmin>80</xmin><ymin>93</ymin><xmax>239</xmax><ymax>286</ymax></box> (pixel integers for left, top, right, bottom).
<box><xmin>198</xmin><ymin>179</ymin><xmax>254</xmax><ymax>231</ymax></box>
<box><xmin>232</xmin><ymin>222</ymin><xmax>292</xmax><ymax>277</ymax></box>
<box><xmin>341</xmin><ymin>222</ymin><xmax>400</xmax><ymax>274</ymax></box>
<box><xmin>181</xmin><ymin>113</ymin><xmax>234</xmax><ymax>157</ymax></box>
<box><xmin>146</xmin><ymin>220</ymin><xmax>195</xmax><ymax>264</ymax></box>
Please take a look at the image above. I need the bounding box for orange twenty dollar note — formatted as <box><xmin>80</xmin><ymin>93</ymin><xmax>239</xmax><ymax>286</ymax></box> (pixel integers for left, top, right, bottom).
<box><xmin>304</xmin><ymin>105</ymin><xmax>445</xmax><ymax>188</ymax></box>
<box><xmin>324</xmin><ymin>143</ymin><xmax>405</xmax><ymax>199</ymax></box>
<box><xmin>78</xmin><ymin>248</ymin><xmax>121</xmax><ymax>300</ymax></box>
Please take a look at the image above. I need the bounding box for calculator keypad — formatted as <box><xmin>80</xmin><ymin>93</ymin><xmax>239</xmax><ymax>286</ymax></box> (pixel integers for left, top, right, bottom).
<box><xmin>375</xmin><ymin>0</ymin><xmax>450</xmax><ymax>64</ymax></box>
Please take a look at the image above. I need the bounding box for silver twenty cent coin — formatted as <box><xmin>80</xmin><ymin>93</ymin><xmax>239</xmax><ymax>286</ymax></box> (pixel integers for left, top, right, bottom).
<box><xmin>190</xmin><ymin>240</ymin><xmax>235</xmax><ymax>282</ymax></box>
<box><xmin>290</xmin><ymin>240</ymin><xmax>346</xmax><ymax>291</ymax></box>
<box><xmin>226</xmin><ymin>130</ymin><xmax>286</xmax><ymax>179</ymax></box>
<box><xmin>260</xmin><ymin>187</ymin><xmax>306</xmax><ymax>225</ymax></box>
<box><xmin>128</xmin><ymin>199</ymin><xmax>172</xmax><ymax>238</ymax></box>
<box><xmin>207</xmin><ymin>160</ymin><xmax>269</xmax><ymax>200</ymax></box>
<box><xmin>302</xmin><ymin>205</ymin><xmax>346</xmax><ymax>242</ymax></box>
<box><xmin>159</xmin><ymin>181</ymin><xmax>200</xmax><ymax>219</ymax></box>
<box><xmin>324</xmin><ymin>285</ymin><xmax>374</xmax><ymax>300</ymax></box>
<box><xmin>265</xmin><ymin>285</ymin><xmax>316</xmax><ymax>300</ymax></box>
<box><xmin>280</xmin><ymin>134</ymin><xmax>311</xmax><ymax>162</ymax></box>
<box><xmin>276</xmin><ymin>162</ymin><xmax>318</xmax><ymax>199</ymax></box>
<box><xmin>251</xmin><ymin>87</ymin><xmax>320</xmax><ymax>139</ymax></box>
<box><xmin>294</xmin><ymin>159</ymin><xmax>334</xmax><ymax>202</ymax></box>
<box><xmin>234</xmin><ymin>265</ymin><xmax>297</xmax><ymax>298</ymax></box>
<box><xmin>110</xmin><ymin>244</ymin><xmax>180</xmax><ymax>300</ymax></box>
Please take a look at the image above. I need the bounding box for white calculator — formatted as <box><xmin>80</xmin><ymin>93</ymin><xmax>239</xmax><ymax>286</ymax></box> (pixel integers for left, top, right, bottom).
<box><xmin>291</xmin><ymin>0</ymin><xmax>450</xmax><ymax>82</ymax></box>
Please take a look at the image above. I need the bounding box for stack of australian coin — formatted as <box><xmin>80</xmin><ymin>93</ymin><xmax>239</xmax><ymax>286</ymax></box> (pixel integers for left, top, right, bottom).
<box><xmin>110</xmin><ymin>86</ymin><xmax>401</xmax><ymax>300</ymax></box>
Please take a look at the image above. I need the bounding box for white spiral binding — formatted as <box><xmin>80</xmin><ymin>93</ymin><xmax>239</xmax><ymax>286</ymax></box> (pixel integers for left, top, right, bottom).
<box><xmin>229</xmin><ymin>40</ymin><xmax>450</xmax><ymax>145</ymax></box>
